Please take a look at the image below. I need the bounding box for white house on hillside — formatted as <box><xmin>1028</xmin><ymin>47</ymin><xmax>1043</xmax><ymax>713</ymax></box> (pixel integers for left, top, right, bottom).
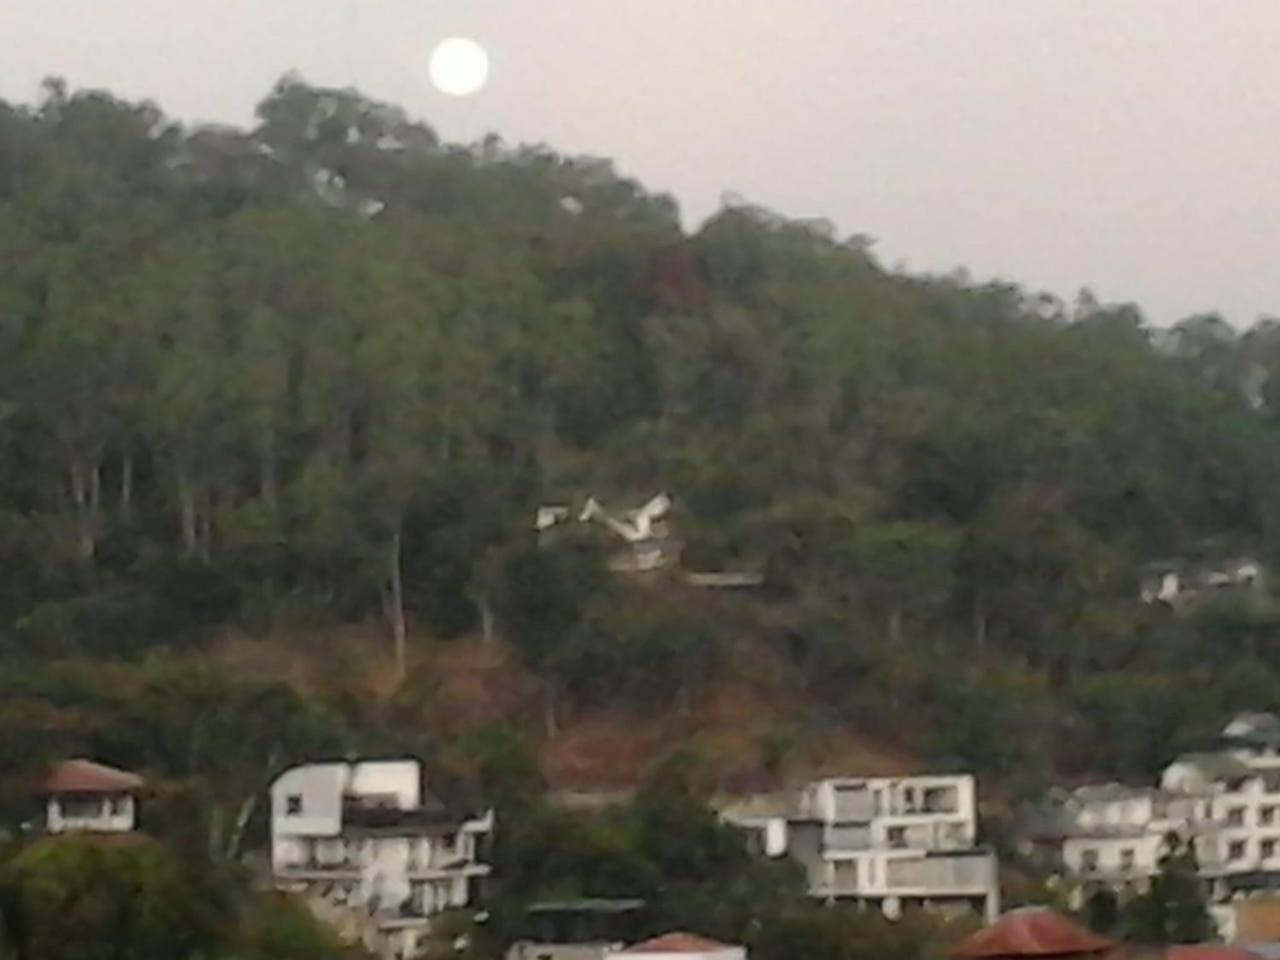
<box><xmin>722</xmin><ymin>774</ymin><xmax>1000</xmax><ymax>923</ymax></box>
<box><xmin>1023</xmin><ymin>711</ymin><xmax>1280</xmax><ymax>939</ymax></box>
<box><xmin>42</xmin><ymin>759</ymin><xmax>143</xmax><ymax>834</ymax></box>
<box><xmin>536</xmin><ymin>493</ymin><xmax>680</xmax><ymax>573</ymax></box>
<box><xmin>270</xmin><ymin>758</ymin><xmax>492</xmax><ymax>960</ymax></box>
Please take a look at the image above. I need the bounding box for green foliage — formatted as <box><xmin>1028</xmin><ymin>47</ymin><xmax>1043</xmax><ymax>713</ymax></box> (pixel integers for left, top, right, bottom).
<box><xmin>2</xmin><ymin>74</ymin><xmax>1280</xmax><ymax>812</ymax></box>
<box><xmin>1122</xmin><ymin>833</ymin><xmax>1216</xmax><ymax>944</ymax></box>
<box><xmin>0</xmin><ymin>836</ymin><xmax>346</xmax><ymax>960</ymax></box>
<box><xmin>231</xmin><ymin>892</ymin><xmax>349</xmax><ymax>960</ymax></box>
<box><xmin>0</xmin><ymin>834</ymin><xmax>227</xmax><ymax>960</ymax></box>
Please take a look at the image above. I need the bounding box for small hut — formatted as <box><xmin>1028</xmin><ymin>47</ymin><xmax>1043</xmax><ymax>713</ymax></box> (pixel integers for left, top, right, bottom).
<box><xmin>952</xmin><ymin>907</ymin><xmax>1115</xmax><ymax>960</ymax></box>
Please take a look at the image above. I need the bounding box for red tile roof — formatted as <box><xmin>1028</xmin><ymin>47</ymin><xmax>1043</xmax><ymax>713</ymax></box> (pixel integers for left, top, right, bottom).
<box><xmin>41</xmin><ymin>759</ymin><xmax>143</xmax><ymax>795</ymax></box>
<box><xmin>623</xmin><ymin>934</ymin><xmax>736</xmax><ymax>954</ymax></box>
<box><xmin>951</xmin><ymin>908</ymin><xmax>1115</xmax><ymax>959</ymax></box>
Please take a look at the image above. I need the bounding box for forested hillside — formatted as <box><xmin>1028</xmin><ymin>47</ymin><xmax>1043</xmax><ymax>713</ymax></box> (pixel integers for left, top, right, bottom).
<box><xmin>4</xmin><ymin>74</ymin><xmax>1280</xmax><ymax>826</ymax></box>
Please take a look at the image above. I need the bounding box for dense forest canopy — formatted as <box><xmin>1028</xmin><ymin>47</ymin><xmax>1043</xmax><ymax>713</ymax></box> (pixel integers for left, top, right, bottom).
<box><xmin>3</xmin><ymin>73</ymin><xmax>1280</xmax><ymax>834</ymax></box>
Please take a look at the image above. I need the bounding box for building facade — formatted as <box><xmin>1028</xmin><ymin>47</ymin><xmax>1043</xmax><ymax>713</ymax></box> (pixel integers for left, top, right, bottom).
<box><xmin>723</xmin><ymin>774</ymin><xmax>1000</xmax><ymax>923</ymax></box>
<box><xmin>1023</xmin><ymin>712</ymin><xmax>1280</xmax><ymax>933</ymax></box>
<box><xmin>270</xmin><ymin>758</ymin><xmax>492</xmax><ymax>960</ymax></box>
<box><xmin>42</xmin><ymin>759</ymin><xmax>142</xmax><ymax>834</ymax></box>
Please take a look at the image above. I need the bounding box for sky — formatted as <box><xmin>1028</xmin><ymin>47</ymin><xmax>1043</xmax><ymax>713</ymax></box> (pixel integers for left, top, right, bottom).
<box><xmin>1</xmin><ymin>0</ymin><xmax>1277</xmax><ymax>326</ymax></box>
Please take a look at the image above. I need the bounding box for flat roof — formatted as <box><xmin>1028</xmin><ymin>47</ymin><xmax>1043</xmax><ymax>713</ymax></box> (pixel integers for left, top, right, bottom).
<box><xmin>527</xmin><ymin>899</ymin><xmax>646</xmax><ymax>914</ymax></box>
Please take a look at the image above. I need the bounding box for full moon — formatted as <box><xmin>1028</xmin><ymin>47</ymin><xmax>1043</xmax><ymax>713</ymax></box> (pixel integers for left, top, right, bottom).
<box><xmin>428</xmin><ymin>37</ymin><xmax>490</xmax><ymax>98</ymax></box>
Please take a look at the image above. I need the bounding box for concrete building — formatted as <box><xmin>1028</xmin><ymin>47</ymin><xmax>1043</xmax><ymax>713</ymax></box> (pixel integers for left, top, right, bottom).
<box><xmin>1022</xmin><ymin>711</ymin><xmax>1280</xmax><ymax>931</ymax></box>
<box><xmin>269</xmin><ymin>758</ymin><xmax>492</xmax><ymax>960</ymax></box>
<box><xmin>536</xmin><ymin>493</ymin><xmax>680</xmax><ymax>573</ymax></box>
<box><xmin>41</xmin><ymin>759</ymin><xmax>142</xmax><ymax>834</ymax></box>
<box><xmin>722</xmin><ymin>774</ymin><xmax>1000</xmax><ymax>923</ymax></box>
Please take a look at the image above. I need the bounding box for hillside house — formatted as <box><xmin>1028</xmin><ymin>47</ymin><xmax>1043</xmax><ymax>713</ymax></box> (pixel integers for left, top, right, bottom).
<box><xmin>42</xmin><ymin>759</ymin><xmax>143</xmax><ymax>834</ymax></box>
<box><xmin>270</xmin><ymin>758</ymin><xmax>492</xmax><ymax>960</ymax></box>
<box><xmin>715</xmin><ymin>791</ymin><xmax>794</xmax><ymax>858</ymax></box>
<box><xmin>536</xmin><ymin>494</ymin><xmax>680</xmax><ymax>573</ymax></box>
<box><xmin>1140</xmin><ymin>558</ymin><xmax>1262</xmax><ymax>607</ymax></box>
<box><xmin>722</xmin><ymin>774</ymin><xmax>1000</xmax><ymax>923</ymax></box>
<box><xmin>1022</xmin><ymin>711</ymin><xmax>1280</xmax><ymax>937</ymax></box>
<box><xmin>1019</xmin><ymin>782</ymin><xmax>1213</xmax><ymax>906</ymax></box>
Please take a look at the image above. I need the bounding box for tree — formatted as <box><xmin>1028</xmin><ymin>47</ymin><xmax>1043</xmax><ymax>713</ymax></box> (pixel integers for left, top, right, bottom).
<box><xmin>0</xmin><ymin>834</ymin><xmax>227</xmax><ymax>960</ymax></box>
<box><xmin>1123</xmin><ymin>832</ymin><xmax>1216</xmax><ymax>944</ymax></box>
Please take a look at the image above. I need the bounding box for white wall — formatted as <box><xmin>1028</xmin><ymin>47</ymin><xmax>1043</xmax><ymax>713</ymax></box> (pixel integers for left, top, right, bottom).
<box><xmin>802</xmin><ymin>776</ymin><xmax>975</xmax><ymax>825</ymax></box>
<box><xmin>47</xmin><ymin>794</ymin><xmax>135</xmax><ymax>834</ymax></box>
<box><xmin>1062</xmin><ymin>833</ymin><xmax>1162</xmax><ymax>878</ymax></box>
<box><xmin>271</xmin><ymin>763</ymin><xmax>349</xmax><ymax>842</ymax></box>
<box><xmin>271</xmin><ymin>760</ymin><xmax>423</xmax><ymax>838</ymax></box>
<box><xmin>349</xmin><ymin>760</ymin><xmax>421</xmax><ymax>809</ymax></box>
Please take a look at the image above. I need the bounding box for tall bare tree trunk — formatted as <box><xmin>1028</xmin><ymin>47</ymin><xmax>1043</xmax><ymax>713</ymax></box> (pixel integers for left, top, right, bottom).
<box><xmin>198</xmin><ymin>511</ymin><xmax>213</xmax><ymax>563</ymax></box>
<box><xmin>178</xmin><ymin>474</ymin><xmax>198</xmax><ymax>555</ymax></box>
<box><xmin>973</xmin><ymin>595</ymin><xmax>988</xmax><ymax>650</ymax></box>
<box><xmin>259</xmin><ymin>432</ymin><xmax>278</xmax><ymax>516</ymax></box>
<box><xmin>69</xmin><ymin>461</ymin><xmax>97</xmax><ymax>561</ymax></box>
<box><xmin>888</xmin><ymin>608</ymin><xmax>903</xmax><ymax>645</ymax></box>
<box><xmin>225</xmin><ymin>793</ymin><xmax>259</xmax><ymax>861</ymax></box>
<box><xmin>386</xmin><ymin>529</ymin><xmax>406</xmax><ymax>682</ymax></box>
<box><xmin>89</xmin><ymin>462</ymin><xmax>101</xmax><ymax>529</ymax></box>
<box><xmin>120</xmin><ymin>451</ymin><xmax>133</xmax><ymax>522</ymax></box>
<box><xmin>544</xmin><ymin>681</ymin><xmax>558</xmax><ymax>738</ymax></box>
<box><xmin>478</xmin><ymin>597</ymin><xmax>495</xmax><ymax>648</ymax></box>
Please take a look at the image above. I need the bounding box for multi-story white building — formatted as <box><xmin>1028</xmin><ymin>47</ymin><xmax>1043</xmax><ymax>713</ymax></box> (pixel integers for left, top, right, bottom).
<box><xmin>1024</xmin><ymin>712</ymin><xmax>1280</xmax><ymax>933</ymax></box>
<box><xmin>269</xmin><ymin>758</ymin><xmax>493</xmax><ymax>960</ymax></box>
<box><xmin>1023</xmin><ymin>783</ymin><xmax>1216</xmax><ymax>905</ymax></box>
<box><xmin>723</xmin><ymin>774</ymin><xmax>1000</xmax><ymax>923</ymax></box>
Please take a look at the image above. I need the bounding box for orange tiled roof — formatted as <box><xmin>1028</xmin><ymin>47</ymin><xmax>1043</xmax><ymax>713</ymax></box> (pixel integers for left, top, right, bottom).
<box><xmin>42</xmin><ymin>759</ymin><xmax>143</xmax><ymax>794</ymax></box>
<box><xmin>623</xmin><ymin>934</ymin><xmax>736</xmax><ymax>954</ymax></box>
<box><xmin>951</xmin><ymin>908</ymin><xmax>1114</xmax><ymax>959</ymax></box>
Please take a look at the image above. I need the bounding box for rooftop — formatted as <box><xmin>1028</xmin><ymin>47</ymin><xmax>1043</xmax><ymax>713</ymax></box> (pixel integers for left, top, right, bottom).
<box><xmin>622</xmin><ymin>933</ymin><xmax>736</xmax><ymax>954</ymax></box>
<box><xmin>1168</xmin><ymin>752</ymin><xmax>1252</xmax><ymax>781</ymax></box>
<box><xmin>951</xmin><ymin>907</ymin><xmax>1114</xmax><ymax>959</ymax></box>
<box><xmin>42</xmin><ymin>759</ymin><xmax>143</xmax><ymax>795</ymax></box>
<box><xmin>527</xmin><ymin>899</ymin><xmax>647</xmax><ymax>915</ymax></box>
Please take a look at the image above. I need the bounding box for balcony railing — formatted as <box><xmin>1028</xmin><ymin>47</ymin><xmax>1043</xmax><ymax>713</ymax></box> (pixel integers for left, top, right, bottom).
<box><xmin>814</xmin><ymin>852</ymin><xmax>996</xmax><ymax>897</ymax></box>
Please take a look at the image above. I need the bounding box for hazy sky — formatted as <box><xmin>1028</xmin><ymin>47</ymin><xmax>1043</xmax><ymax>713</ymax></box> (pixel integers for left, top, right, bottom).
<box><xmin>2</xmin><ymin>1</ymin><xmax>1277</xmax><ymax>325</ymax></box>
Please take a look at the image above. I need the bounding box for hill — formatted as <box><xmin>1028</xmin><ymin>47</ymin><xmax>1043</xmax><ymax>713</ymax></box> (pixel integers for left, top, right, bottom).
<box><xmin>3</xmin><ymin>75</ymin><xmax>1280</xmax><ymax>832</ymax></box>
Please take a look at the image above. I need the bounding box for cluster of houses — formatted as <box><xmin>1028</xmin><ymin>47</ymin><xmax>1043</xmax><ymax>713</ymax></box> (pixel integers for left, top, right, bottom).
<box><xmin>35</xmin><ymin>757</ymin><xmax>999</xmax><ymax>959</ymax></box>
<box><xmin>1021</xmin><ymin>712</ymin><xmax>1280</xmax><ymax>941</ymax></box>
<box><xmin>37</xmin><ymin>708</ymin><xmax>1280</xmax><ymax>959</ymax></box>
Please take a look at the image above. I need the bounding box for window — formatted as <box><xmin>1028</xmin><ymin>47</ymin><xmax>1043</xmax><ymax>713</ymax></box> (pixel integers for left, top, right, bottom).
<box><xmin>108</xmin><ymin>796</ymin><xmax>127</xmax><ymax>816</ymax></box>
<box><xmin>60</xmin><ymin>796</ymin><xmax>100</xmax><ymax>819</ymax></box>
<box><xmin>285</xmin><ymin>794</ymin><xmax>303</xmax><ymax>816</ymax></box>
<box><xmin>887</xmin><ymin>827</ymin><xmax>907</xmax><ymax>849</ymax></box>
<box><xmin>1227</xmin><ymin>807</ymin><xmax>1246</xmax><ymax>827</ymax></box>
<box><xmin>1263</xmin><ymin>839</ymin><xmax>1277</xmax><ymax>859</ymax></box>
<box><xmin>1120</xmin><ymin>848</ymin><xmax>1136</xmax><ymax>871</ymax></box>
<box><xmin>1081</xmin><ymin>849</ymin><xmax>1099</xmax><ymax>873</ymax></box>
<box><xmin>1263</xmin><ymin>806</ymin><xmax>1277</xmax><ymax>826</ymax></box>
<box><xmin>1229</xmin><ymin>840</ymin><xmax>1247</xmax><ymax>861</ymax></box>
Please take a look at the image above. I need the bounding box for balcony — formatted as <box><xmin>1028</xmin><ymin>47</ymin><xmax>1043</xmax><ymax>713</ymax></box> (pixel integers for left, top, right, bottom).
<box><xmin>813</xmin><ymin>851</ymin><xmax>997</xmax><ymax>898</ymax></box>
